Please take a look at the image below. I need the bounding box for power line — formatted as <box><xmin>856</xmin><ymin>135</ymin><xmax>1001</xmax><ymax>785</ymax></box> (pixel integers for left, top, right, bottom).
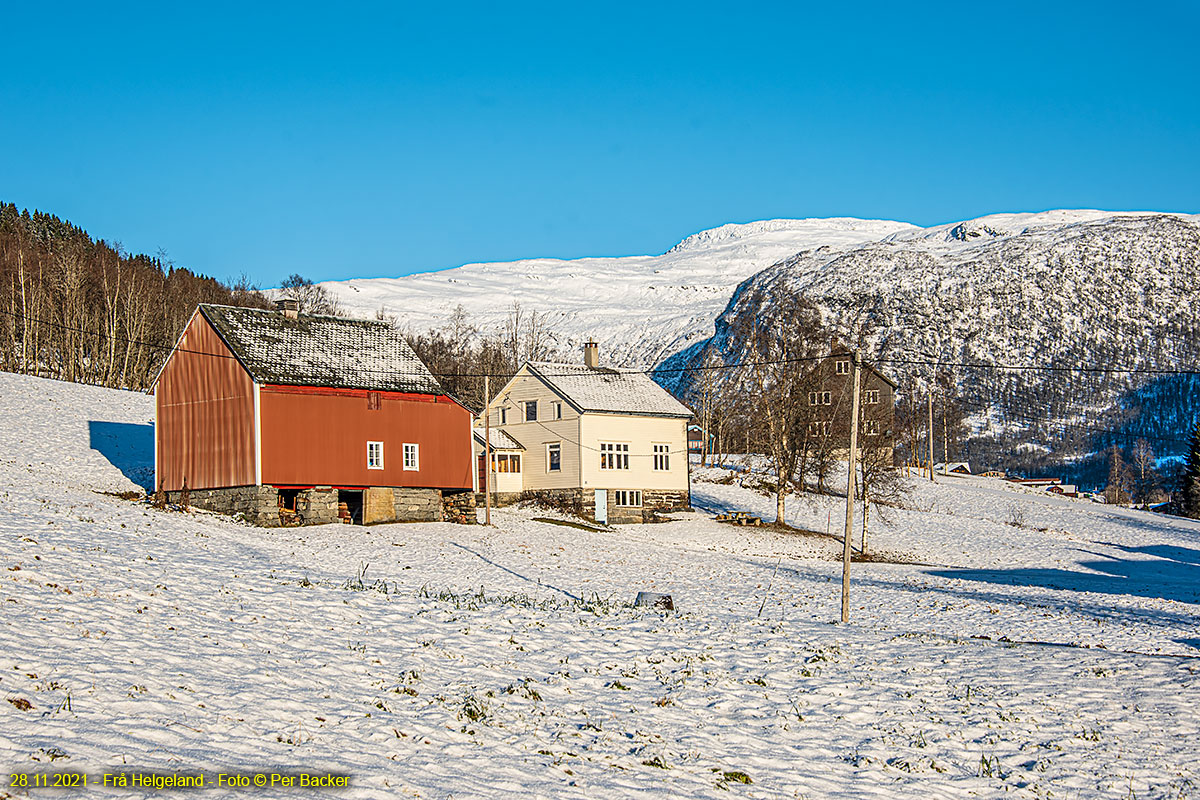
<box><xmin>3</xmin><ymin>306</ymin><xmax>1199</xmax><ymax>381</ymax></box>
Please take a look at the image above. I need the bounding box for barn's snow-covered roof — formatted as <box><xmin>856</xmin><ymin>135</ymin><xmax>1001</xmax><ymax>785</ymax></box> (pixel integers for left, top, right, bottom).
<box><xmin>526</xmin><ymin>362</ymin><xmax>692</xmax><ymax>418</ymax></box>
<box><xmin>199</xmin><ymin>304</ymin><xmax>443</xmax><ymax>394</ymax></box>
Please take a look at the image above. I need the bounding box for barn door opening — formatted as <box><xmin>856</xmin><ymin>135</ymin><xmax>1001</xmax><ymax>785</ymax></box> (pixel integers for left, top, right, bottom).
<box><xmin>338</xmin><ymin>490</ymin><xmax>364</xmax><ymax>525</ymax></box>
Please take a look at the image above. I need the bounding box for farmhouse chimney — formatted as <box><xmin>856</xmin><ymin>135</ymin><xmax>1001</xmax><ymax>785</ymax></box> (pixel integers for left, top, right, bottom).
<box><xmin>275</xmin><ymin>298</ymin><xmax>299</xmax><ymax>320</ymax></box>
<box><xmin>583</xmin><ymin>339</ymin><xmax>599</xmax><ymax>368</ymax></box>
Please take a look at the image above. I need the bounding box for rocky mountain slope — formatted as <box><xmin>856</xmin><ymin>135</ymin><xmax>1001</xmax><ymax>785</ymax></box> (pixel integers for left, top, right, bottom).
<box><xmin>314</xmin><ymin>218</ymin><xmax>916</xmax><ymax>367</ymax></box>
<box><xmin>662</xmin><ymin>211</ymin><xmax>1200</xmax><ymax>480</ymax></box>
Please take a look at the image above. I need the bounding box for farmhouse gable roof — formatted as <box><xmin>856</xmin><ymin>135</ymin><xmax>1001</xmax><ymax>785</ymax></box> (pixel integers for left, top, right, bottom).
<box><xmin>525</xmin><ymin>362</ymin><xmax>693</xmax><ymax>419</ymax></box>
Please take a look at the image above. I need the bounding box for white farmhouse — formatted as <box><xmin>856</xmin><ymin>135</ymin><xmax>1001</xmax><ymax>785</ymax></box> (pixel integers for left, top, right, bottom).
<box><xmin>480</xmin><ymin>341</ymin><xmax>693</xmax><ymax>523</ymax></box>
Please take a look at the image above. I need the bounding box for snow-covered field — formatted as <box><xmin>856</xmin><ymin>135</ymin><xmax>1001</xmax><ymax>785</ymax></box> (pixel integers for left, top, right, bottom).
<box><xmin>3</xmin><ymin>371</ymin><xmax>1199</xmax><ymax>798</ymax></box>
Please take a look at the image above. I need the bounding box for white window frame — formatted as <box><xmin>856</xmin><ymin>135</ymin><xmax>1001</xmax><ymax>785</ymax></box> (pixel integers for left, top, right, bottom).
<box><xmin>808</xmin><ymin>421</ymin><xmax>832</xmax><ymax>437</ymax></box>
<box><xmin>653</xmin><ymin>443</ymin><xmax>670</xmax><ymax>471</ymax></box>
<box><xmin>614</xmin><ymin>490</ymin><xmax>642</xmax><ymax>507</ymax></box>
<box><xmin>865</xmin><ymin>389</ymin><xmax>880</xmax><ymax>404</ymax></box>
<box><xmin>836</xmin><ymin>360</ymin><xmax>850</xmax><ymax>374</ymax></box>
<box><xmin>553</xmin><ymin>401</ymin><xmax>563</xmax><ymax>420</ymax></box>
<box><xmin>547</xmin><ymin>442</ymin><xmax>562</xmax><ymax>472</ymax></box>
<box><xmin>367</xmin><ymin>441</ymin><xmax>384</xmax><ymax>470</ymax></box>
<box><xmin>403</xmin><ymin>442</ymin><xmax>419</xmax><ymax>471</ymax></box>
<box><xmin>600</xmin><ymin>442</ymin><xmax>630</xmax><ymax>470</ymax></box>
<box><xmin>524</xmin><ymin>400</ymin><xmax>538</xmax><ymax>422</ymax></box>
<box><xmin>863</xmin><ymin>420</ymin><xmax>880</xmax><ymax>436</ymax></box>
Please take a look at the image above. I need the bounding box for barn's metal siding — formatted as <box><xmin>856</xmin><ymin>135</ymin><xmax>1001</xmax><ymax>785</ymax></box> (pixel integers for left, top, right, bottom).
<box><xmin>155</xmin><ymin>313</ymin><xmax>256</xmax><ymax>491</ymax></box>
<box><xmin>258</xmin><ymin>386</ymin><xmax>472</xmax><ymax>490</ymax></box>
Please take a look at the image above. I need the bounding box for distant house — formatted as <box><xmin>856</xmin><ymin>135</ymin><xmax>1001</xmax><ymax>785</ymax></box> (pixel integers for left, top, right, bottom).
<box><xmin>1046</xmin><ymin>484</ymin><xmax>1079</xmax><ymax>498</ymax></box>
<box><xmin>935</xmin><ymin>462</ymin><xmax>972</xmax><ymax>475</ymax></box>
<box><xmin>482</xmin><ymin>340</ymin><xmax>693</xmax><ymax>523</ymax></box>
<box><xmin>687</xmin><ymin>424</ymin><xmax>714</xmax><ymax>455</ymax></box>
<box><xmin>801</xmin><ymin>342</ymin><xmax>897</xmax><ymax>460</ymax></box>
<box><xmin>153</xmin><ymin>300</ymin><xmax>475</xmax><ymax>526</ymax></box>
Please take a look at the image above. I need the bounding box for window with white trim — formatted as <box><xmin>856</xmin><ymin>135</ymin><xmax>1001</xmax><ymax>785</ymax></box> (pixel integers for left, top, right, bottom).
<box><xmin>865</xmin><ymin>389</ymin><xmax>880</xmax><ymax>404</ymax></box>
<box><xmin>553</xmin><ymin>401</ymin><xmax>563</xmax><ymax>420</ymax></box>
<box><xmin>809</xmin><ymin>390</ymin><xmax>832</xmax><ymax>405</ymax></box>
<box><xmin>613</xmin><ymin>490</ymin><xmax>642</xmax><ymax>507</ymax></box>
<box><xmin>835</xmin><ymin>360</ymin><xmax>850</xmax><ymax>374</ymax></box>
<box><xmin>653</xmin><ymin>443</ymin><xmax>670</xmax><ymax>471</ymax></box>
<box><xmin>547</xmin><ymin>442</ymin><xmax>561</xmax><ymax>472</ymax></box>
<box><xmin>524</xmin><ymin>400</ymin><xmax>538</xmax><ymax>422</ymax></box>
<box><xmin>493</xmin><ymin>453</ymin><xmax>521</xmax><ymax>473</ymax></box>
<box><xmin>403</xmin><ymin>442</ymin><xmax>419</xmax><ymax>471</ymax></box>
<box><xmin>498</xmin><ymin>406</ymin><xmax>508</xmax><ymax>425</ymax></box>
<box><xmin>808</xmin><ymin>421</ymin><xmax>832</xmax><ymax>436</ymax></box>
<box><xmin>600</xmin><ymin>442</ymin><xmax>630</xmax><ymax>470</ymax></box>
<box><xmin>367</xmin><ymin>441</ymin><xmax>384</xmax><ymax>469</ymax></box>
<box><xmin>863</xmin><ymin>420</ymin><xmax>880</xmax><ymax>436</ymax></box>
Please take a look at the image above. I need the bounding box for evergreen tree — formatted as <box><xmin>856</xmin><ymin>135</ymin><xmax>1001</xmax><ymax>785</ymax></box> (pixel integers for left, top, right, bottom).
<box><xmin>1183</xmin><ymin>420</ymin><xmax>1200</xmax><ymax>519</ymax></box>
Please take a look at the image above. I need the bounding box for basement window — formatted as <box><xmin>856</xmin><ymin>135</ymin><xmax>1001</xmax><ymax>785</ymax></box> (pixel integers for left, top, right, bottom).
<box><xmin>614</xmin><ymin>490</ymin><xmax>642</xmax><ymax>507</ymax></box>
<box><xmin>367</xmin><ymin>441</ymin><xmax>384</xmax><ymax>469</ymax></box>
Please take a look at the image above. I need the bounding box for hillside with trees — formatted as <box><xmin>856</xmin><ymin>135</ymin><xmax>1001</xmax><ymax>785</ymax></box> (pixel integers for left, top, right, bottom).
<box><xmin>0</xmin><ymin>202</ymin><xmax>270</xmax><ymax>390</ymax></box>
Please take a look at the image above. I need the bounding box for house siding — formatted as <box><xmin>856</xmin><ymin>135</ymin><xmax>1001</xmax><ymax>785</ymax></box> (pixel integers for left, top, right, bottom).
<box><xmin>154</xmin><ymin>312</ymin><xmax>256</xmax><ymax>492</ymax></box>
<box><xmin>579</xmin><ymin>414</ymin><xmax>689</xmax><ymax>492</ymax></box>
<box><xmin>487</xmin><ymin>370</ymin><xmax>582</xmax><ymax>491</ymax></box>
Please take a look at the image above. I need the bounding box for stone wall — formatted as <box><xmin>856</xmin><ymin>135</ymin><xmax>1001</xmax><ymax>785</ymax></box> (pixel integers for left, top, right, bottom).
<box><xmin>475</xmin><ymin>491</ymin><xmax>524</xmax><ymax>508</ymax></box>
<box><xmin>166</xmin><ymin>485</ymin><xmax>280</xmax><ymax>527</ymax></box>
<box><xmin>167</xmin><ymin>484</ymin><xmax>482</xmax><ymax>527</ymax></box>
<box><xmin>295</xmin><ymin>487</ymin><xmax>338</xmax><ymax>525</ymax></box>
<box><xmin>518</xmin><ymin>488</ymin><xmax>587</xmax><ymax>518</ymax></box>
<box><xmin>392</xmin><ymin>488</ymin><xmax>442</xmax><ymax>522</ymax></box>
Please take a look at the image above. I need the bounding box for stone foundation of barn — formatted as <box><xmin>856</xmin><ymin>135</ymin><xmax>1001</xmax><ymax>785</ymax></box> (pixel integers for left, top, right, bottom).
<box><xmin>165</xmin><ymin>485</ymin><xmax>476</xmax><ymax>527</ymax></box>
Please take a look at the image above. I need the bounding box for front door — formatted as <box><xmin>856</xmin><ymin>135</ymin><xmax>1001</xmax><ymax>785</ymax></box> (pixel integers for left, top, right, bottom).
<box><xmin>594</xmin><ymin>489</ymin><xmax>607</xmax><ymax>524</ymax></box>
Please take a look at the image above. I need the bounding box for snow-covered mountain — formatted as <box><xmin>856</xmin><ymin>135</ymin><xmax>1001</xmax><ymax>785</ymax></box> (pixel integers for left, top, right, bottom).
<box><xmin>314</xmin><ymin>218</ymin><xmax>917</xmax><ymax>367</ymax></box>
<box><xmin>663</xmin><ymin>210</ymin><xmax>1200</xmax><ymax>478</ymax></box>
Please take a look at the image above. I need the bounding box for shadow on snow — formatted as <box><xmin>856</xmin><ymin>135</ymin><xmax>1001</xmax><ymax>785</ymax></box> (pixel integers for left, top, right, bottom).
<box><xmin>88</xmin><ymin>420</ymin><xmax>155</xmax><ymax>491</ymax></box>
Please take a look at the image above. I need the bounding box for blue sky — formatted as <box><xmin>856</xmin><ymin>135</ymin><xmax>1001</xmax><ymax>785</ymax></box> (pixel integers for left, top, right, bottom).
<box><xmin>1</xmin><ymin>2</ymin><xmax>1197</xmax><ymax>287</ymax></box>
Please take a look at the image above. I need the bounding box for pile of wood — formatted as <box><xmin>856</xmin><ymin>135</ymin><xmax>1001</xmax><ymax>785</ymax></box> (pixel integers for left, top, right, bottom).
<box><xmin>715</xmin><ymin>511</ymin><xmax>762</xmax><ymax>526</ymax></box>
<box><xmin>338</xmin><ymin>502</ymin><xmax>353</xmax><ymax>524</ymax></box>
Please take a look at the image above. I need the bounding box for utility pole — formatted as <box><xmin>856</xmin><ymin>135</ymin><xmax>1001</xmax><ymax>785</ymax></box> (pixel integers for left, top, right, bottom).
<box><xmin>927</xmin><ymin>390</ymin><xmax>935</xmax><ymax>482</ymax></box>
<box><xmin>841</xmin><ymin>350</ymin><xmax>862</xmax><ymax>624</ymax></box>
<box><xmin>942</xmin><ymin>389</ymin><xmax>949</xmax><ymax>476</ymax></box>
<box><xmin>483</xmin><ymin>374</ymin><xmax>492</xmax><ymax>526</ymax></box>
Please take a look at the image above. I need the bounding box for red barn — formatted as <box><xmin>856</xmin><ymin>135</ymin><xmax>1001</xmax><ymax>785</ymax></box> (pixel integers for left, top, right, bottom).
<box><xmin>153</xmin><ymin>300</ymin><xmax>475</xmax><ymax>526</ymax></box>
